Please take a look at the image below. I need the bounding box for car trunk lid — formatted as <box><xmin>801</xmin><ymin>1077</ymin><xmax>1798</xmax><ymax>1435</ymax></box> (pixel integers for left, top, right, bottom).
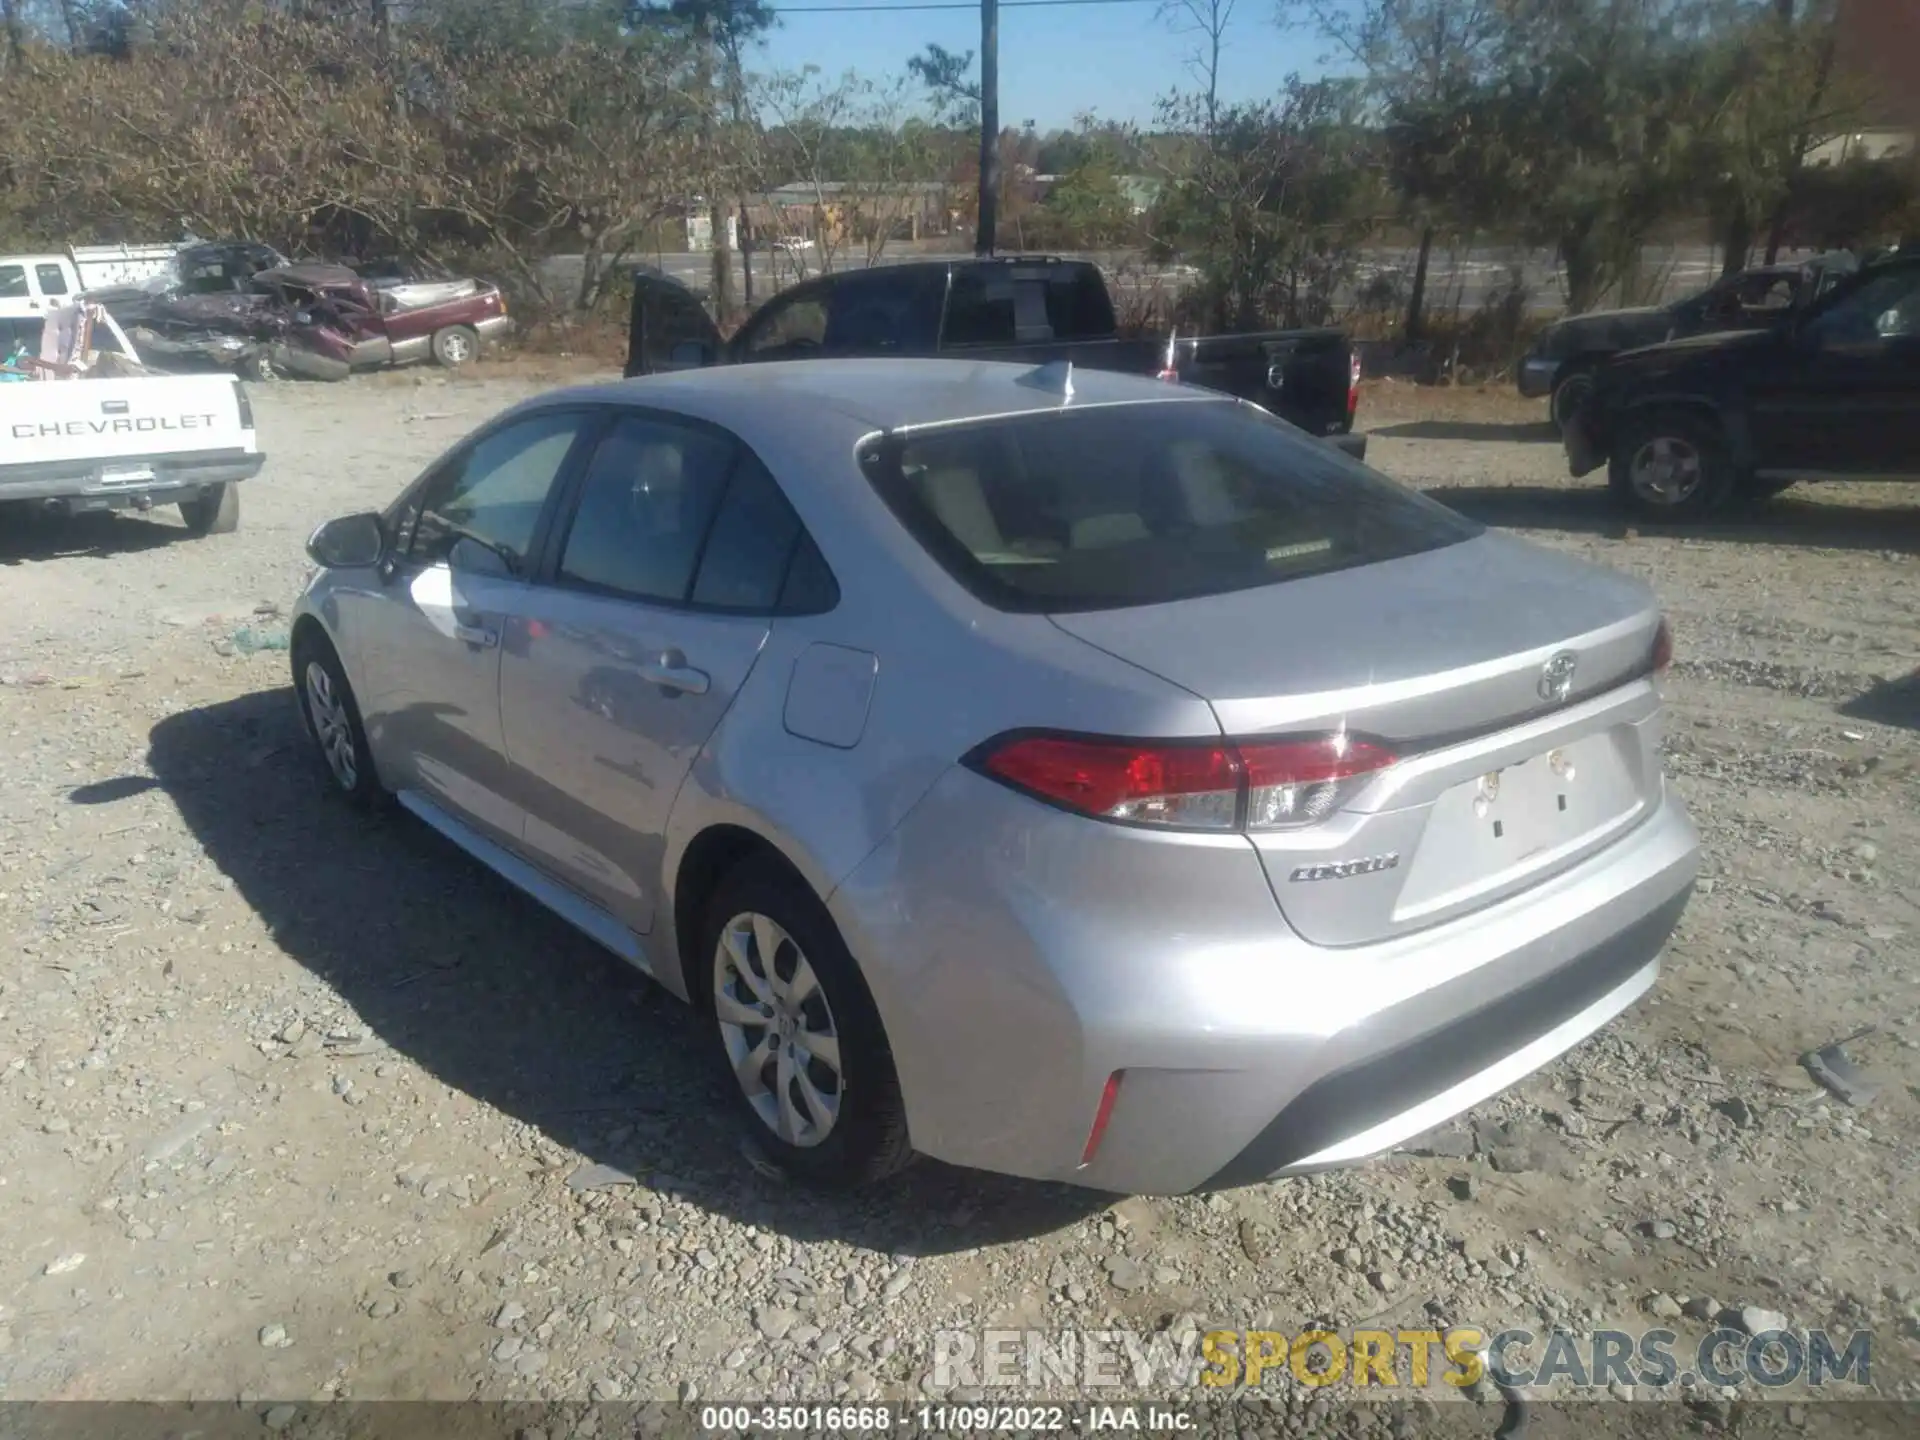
<box><xmin>1049</xmin><ymin>532</ymin><xmax>1668</xmax><ymax>945</ymax></box>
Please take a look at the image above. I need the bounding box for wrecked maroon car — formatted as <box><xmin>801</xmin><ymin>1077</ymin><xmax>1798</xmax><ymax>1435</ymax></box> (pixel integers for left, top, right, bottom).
<box><xmin>250</xmin><ymin>264</ymin><xmax>512</xmax><ymax>380</ymax></box>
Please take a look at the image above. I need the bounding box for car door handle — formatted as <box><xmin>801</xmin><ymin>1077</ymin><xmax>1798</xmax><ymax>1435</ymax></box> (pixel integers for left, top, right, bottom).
<box><xmin>453</xmin><ymin>621</ymin><xmax>498</xmax><ymax>649</ymax></box>
<box><xmin>639</xmin><ymin>657</ymin><xmax>709</xmax><ymax>695</ymax></box>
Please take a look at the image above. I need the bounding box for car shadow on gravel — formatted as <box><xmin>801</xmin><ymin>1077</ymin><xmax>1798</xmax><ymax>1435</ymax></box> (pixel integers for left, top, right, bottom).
<box><xmin>1372</xmin><ymin>419</ymin><xmax>1559</xmax><ymax>443</ymax></box>
<box><xmin>1427</xmin><ymin>484</ymin><xmax>1920</xmax><ymax>554</ymax></box>
<box><xmin>0</xmin><ymin>509</ymin><xmax>188</xmax><ymax>565</ymax></box>
<box><xmin>1841</xmin><ymin>672</ymin><xmax>1920</xmax><ymax>732</ymax></box>
<box><xmin>136</xmin><ymin>686</ymin><xmax>1106</xmax><ymax>1253</ymax></box>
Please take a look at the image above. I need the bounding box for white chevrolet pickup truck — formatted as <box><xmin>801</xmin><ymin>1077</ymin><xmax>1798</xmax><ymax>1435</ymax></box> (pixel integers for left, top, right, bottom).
<box><xmin>1</xmin><ymin>301</ymin><xmax>263</xmax><ymax>535</ymax></box>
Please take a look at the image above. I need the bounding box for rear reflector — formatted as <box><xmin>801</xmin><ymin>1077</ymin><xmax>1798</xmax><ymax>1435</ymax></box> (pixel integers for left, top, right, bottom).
<box><xmin>972</xmin><ymin>732</ymin><xmax>1396</xmax><ymax>832</ymax></box>
<box><xmin>1347</xmin><ymin>353</ymin><xmax>1362</xmax><ymax>416</ymax></box>
<box><xmin>1080</xmin><ymin>1071</ymin><xmax>1124</xmax><ymax>1167</ymax></box>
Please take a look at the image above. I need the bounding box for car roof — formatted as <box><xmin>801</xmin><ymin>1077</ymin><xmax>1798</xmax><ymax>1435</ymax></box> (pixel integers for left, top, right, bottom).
<box><xmin>534</xmin><ymin>358</ymin><xmax>1220</xmax><ymax>435</ymax></box>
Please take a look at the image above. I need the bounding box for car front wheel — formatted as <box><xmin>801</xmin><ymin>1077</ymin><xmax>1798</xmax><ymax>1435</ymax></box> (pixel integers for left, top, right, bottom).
<box><xmin>1607</xmin><ymin>410</ymin><xmax>1736</xmax><ymax>521</ymax></box>
<box><xmin>293</xmin><ymin>634</ymin><xmax>386</xmax><ymax>809</ymax></box>
<box><xmin>703</xmin><ymin>858</ymin><xmax>912</xmax><ymax>1188</ymax></box>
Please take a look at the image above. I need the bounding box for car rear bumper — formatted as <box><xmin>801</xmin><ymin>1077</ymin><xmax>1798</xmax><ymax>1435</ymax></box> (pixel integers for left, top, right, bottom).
<box><xmin>476</xmin><ymin>315</ymin><xmax>515</xmax><ymax>341</ymax></box>
<box><xmin>0</xmin><ymin>450</ymin><xmax>264</xmax><ymax>505</ymax></box>
<box><xmin>830</xmin><ymin>767</ymin><xmax>1697</xmax><ymax>1195</ymax></box>
<box><xmin>1518</xmin><ymin>356</ymin><xmax>1560</xmax><ymax>399</ymax></box>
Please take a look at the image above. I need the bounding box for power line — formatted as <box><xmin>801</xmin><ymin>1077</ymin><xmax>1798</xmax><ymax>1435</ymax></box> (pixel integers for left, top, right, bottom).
<box><xmin>770</xmin><ymin>0</ymin><xmax>1155</xmax><ymax>12</ymax></box>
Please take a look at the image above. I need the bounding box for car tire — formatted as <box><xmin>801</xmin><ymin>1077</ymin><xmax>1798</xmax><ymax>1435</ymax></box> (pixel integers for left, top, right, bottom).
<box><xmin>178</xmin><ymin>482</ymin><xmax>239</xmax><ymax>536</ymax></box>
<box><xmin>701</xmin><ymin>857</ymin><xmax>912</xmax><ymax>1189</ymax></box>
<box><xmin>292</xmin><ymin>632</ymin><xmax>386</xmax><ymax>809</ymax></box>
<box><xmin>431</xmin><ymin>325</ymin><xmax>478</xmax><ymax>367</ymax></box>
<box><xmin>1607</xmin><ymin>409</ymin><xmax>1736</xmax><ymax>522</ymax></box>
<box><xmin>1549</xmin><ymin>367</ymin><xmax>1594</xmax><ymax>436</ymax></box>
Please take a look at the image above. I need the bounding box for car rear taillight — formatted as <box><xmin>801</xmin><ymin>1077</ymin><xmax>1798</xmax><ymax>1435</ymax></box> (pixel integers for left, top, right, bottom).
<box><xmin>1652</xmin><ymin>617</ymin><xmax>1673</xmax><ymax>674</ymax></box>
<box><xmin>1347</xmin><ymin>352</ymin><xmax>1362</xmax><ymax>417</ymax></box>
<box><xmin>232</xmin><ymin>378</ymin><xmax>254</xmax><ymax>429</ymax></box>
<box><xmin>1240</xmin><ymin>736</ymin><xmax>1397</xmax><ymax>829</ymax></box>
<box><xmin>971</xmin><ymin>732</ymin><xmax>1396</xmax><ymax>832</ymax></box>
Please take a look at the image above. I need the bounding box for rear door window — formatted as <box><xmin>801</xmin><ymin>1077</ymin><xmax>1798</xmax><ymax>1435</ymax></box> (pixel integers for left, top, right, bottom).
<box><xmin>555</xmin><ymin>415</ymin><xmax>738</xmax><ymax>603</ymax></box>
<box><xmin>34</xmin><ymin>264</ymin><xmax>69</xmax><ymax>297</ymax></box>
<box><xmin>860</xmin><ymin>399</ymin><xmax>1480</xmax><ymax>613</ymax></box>
<box><xmin>822</xmin><ymin>268</ymin><xmax>941</xmax><ymax>353</ymax></box>
<box><xmin>0</xmin><ymin>266</ymin><xmax>27</xmax><ymax>300</ymax></box>
<box><xmin>550</xmin><ymin>414</ymin><xmax>839</xmax><ymax>615</ymax></box>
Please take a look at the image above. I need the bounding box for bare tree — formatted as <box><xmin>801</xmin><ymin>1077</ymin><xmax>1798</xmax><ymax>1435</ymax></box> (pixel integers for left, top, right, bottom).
<box><xmin>1158</xmin><ymin>0</ymin><xmax>1238</xmax><ymax>130</ymax></box>
<box><xmin>1</xmin><ymin>1</ymin><xmax>704</xmax><ymax>316</ymax></box>
<box><xmin>1</xmin><ymin>0</ymin><xmax>23</xmax><ymax>71</ymax></box>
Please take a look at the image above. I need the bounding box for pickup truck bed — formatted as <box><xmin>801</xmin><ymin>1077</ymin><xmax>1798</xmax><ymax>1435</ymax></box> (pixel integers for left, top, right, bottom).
<box><xmin>1</xmin><ymin>304</ymin><xmax>264</xmax><ymax>535</ymax></box>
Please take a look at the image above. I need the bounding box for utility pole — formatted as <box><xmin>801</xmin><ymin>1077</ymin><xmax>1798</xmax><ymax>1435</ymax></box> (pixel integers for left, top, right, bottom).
<box><xmin>975</xmin><ymin>0</ymin><xmax>999</xmax><ymax>256</ymax></box>
<box><xmin>696</xmin><ymin>26</ymin><xmax>736</xmax><ymax>319</ymax></box>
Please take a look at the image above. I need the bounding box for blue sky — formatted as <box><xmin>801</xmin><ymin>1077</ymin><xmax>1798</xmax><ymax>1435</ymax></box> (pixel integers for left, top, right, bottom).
<box><xmin>752</xmin><ymin>2</ymin><xmax>1339</xmax><ymax>130</ymax></box>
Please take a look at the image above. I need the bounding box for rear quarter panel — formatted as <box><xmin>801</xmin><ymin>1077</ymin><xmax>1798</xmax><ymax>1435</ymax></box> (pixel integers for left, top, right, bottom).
<box><xmin>649</xmin><ymin>402</ymin><xmax>1226</xmax><ymax>1001</ymax></box>
<box><xmin>380</xmin><ymin>288</ymin><xmax>504</xmax><ymax>341</ymax></box>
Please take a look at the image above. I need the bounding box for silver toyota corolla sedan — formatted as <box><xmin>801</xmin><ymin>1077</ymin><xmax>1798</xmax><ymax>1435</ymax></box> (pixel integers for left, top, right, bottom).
<box><xmin>290</xmin><ymin>358</ymin><xmax>1698</xmax><ymax>1194</ymax></box>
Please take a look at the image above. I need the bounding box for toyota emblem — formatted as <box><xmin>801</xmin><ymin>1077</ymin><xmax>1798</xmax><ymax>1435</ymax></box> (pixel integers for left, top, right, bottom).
<box><xmin>1539</xmin><ymin>651</ymin><xmax>1579</xmax><ymax>703</ymax></box>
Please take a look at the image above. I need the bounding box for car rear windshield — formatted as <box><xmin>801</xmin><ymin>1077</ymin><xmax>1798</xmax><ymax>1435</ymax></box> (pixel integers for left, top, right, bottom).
<box><xmin>859</xmin><ymin>399</ymin><xmax>1481</xmax><ymax>613</ymax></box>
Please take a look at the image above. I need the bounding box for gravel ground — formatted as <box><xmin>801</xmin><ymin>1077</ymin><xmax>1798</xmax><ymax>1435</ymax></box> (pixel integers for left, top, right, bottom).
<box><xmin>0</xmin><ymin>367</ymin><xmax>1916</xmax><ymax>1423</ymax></box>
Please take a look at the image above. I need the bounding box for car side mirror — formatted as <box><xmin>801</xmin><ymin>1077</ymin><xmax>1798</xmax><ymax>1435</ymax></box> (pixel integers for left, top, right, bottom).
<box><xmin>306</xmin><ymin>512</ymin><xmax>385</xmax><ymax>569</ymax></box>
<box><xmin>667</xmin><ymin>339</ymin><xmax>715</xmax><ymax>370</ymax></box>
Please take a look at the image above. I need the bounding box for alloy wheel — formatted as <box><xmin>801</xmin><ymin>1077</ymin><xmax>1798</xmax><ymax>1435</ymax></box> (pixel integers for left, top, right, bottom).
<box><xmin>304</xmin><ymin>660</ymin><xmax>359</xmax><ymax>790</ymax></box>
<box><xmin>713</xmin><ymin>912</ymin><xmax>844</xmax><ymax>1148</ymax></box>
<box><xmin>1628</xmin><ymin>436</ymin><xmax>1704</xmax><ymax>507</ymax></box>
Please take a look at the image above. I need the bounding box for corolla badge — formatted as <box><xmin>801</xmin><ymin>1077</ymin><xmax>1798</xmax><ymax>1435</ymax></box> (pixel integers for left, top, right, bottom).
<box><xmin>1538</xmin><ymin>650</ymin><xmax>1579</xmax><ymax>703</ymax></box>
<box><xmin>1290</xmin><ymin>853</ymin><xmax>1400</xmax><ymax>882</ymax></box>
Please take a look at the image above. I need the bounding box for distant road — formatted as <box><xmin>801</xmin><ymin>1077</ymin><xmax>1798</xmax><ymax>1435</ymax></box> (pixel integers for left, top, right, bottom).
<box><xmin>537</xmin><ymin>243</ymin><xmax>1757</xmax><ymax>318</ymax></box>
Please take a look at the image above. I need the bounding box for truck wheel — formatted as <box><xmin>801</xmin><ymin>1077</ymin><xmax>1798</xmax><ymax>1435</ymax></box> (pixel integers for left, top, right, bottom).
<box><xmin>1549</xmin><ymin>368</ymin><xmax>1594</xmax><ymax>435</ymax></box>
<box><xmin>179</xmin><ymin>483</ymin><xmax>239</xmax><ymax>536</ymax></box>
<box><xmin>431</xmin><ymin>325</ymin><xmax>478</xmax><ymax>367</ymax></box>
<box><xmin>1607</xmin><ymin>410</ymin><xmax>1735</xmax><ymax>522</ymax></box>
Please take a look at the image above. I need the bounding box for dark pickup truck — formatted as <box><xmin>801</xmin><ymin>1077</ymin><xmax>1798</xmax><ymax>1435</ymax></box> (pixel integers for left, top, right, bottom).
<box><xmin>626</xmin><ymin>256</ymin><xmax>1366</xmax><ymax>460</ymax></box>
<box><xmin>1521</xmin><ymin>252</ymin><xmax>1859</xmax><ymax>434</ymax></box>
<box><xmin>1563</xmin><ymin>255</ymin><xmax>1920</xmax><ymax>521</ymax></box>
